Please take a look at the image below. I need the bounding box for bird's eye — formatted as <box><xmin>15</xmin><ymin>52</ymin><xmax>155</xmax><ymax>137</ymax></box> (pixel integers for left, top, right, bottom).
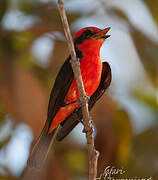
<box><xmin>74</xmin><ymin>29</ymin><xmax>95</xmax><ymax>45</ymax></box>
<box><xmin>83</xmin><ymin>30</ymin><xmax>93</xmax><ymax>37</ymax></box>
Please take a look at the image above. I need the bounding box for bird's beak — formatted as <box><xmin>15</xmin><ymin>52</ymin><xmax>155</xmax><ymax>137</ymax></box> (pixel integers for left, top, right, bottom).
<box><xmin>91</xmin><ymin>27</ymin><xmax>111</xmax><ymax>39</ymax></box>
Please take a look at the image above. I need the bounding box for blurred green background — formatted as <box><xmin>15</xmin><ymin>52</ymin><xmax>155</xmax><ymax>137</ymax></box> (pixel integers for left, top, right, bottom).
<box><xmin>0</xmin><ymin>0</ymin><xmax>158</xmax><ymax>179</ymax></box>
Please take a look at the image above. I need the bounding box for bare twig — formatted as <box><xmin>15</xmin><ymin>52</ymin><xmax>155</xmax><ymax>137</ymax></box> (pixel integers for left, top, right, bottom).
<box><xmin>57</xmin><ymin>0</ymin><xmax>99</xmax><ymax>179</ymax></box>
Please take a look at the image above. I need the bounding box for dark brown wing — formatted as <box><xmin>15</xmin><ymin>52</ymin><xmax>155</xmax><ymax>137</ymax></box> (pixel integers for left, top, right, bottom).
<box><xmin>56</xmin><ymin>61</ymin><xmax>112</xmax><ymax>141</ymax></box>
<box><xmin>46</xmin><ymin>56</ymin><xmax>74</xmax><ymax>130</ymax></box>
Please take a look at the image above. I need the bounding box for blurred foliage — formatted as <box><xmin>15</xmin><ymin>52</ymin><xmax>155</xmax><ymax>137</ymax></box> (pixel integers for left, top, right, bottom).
<box><xmin>0</xmin><ymin>104</ymin><xmax>6</xmax><ymax>122</ymax></box>
<box><xmin>0</xmin><ymin>0</ymin><xmax>157</xmax><ymax>180</ymax></box>
<box><xmin>144</xmin><ymin>0</ymin><xmax>158</xmax><ymax>25</ymax></box>
<box><xmin>64</xmin><ymin>149</ymin><xmax>88</xmax><ymax>176</ymax></box>
<box><xmin>0</xmin><ymin>0</ymin><xmax>8</xmax><ymax>22</ymax></box>
<box><xmin>110</xmin><ymin>7</ymin><xmax>158</xmax><ymax>86</ymax></box>
<box><xmin>113</xmin><ymin>108</ymin><xmax>132</xmax><ymax>164</ymax></box>
<box><xmin>133</xmin><ymin>90</ymin><xmax>158</xmax><ymax>112</ymax></box>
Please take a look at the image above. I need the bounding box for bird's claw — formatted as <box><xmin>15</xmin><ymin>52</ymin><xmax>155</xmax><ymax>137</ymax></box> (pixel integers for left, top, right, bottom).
<box><xmin>82</xmin><ymin>120</ymin><xmax>95</xmax><ymax>136</ymax></box>
<box><xmin>84</xmin><ymin>94</ymin><xmax>90</xmax><ymax>101</ymax></box>
<box><xmin>78</xmin><ymin>95</ymin><xmax>90</xmax><ymax>107</ymax></box>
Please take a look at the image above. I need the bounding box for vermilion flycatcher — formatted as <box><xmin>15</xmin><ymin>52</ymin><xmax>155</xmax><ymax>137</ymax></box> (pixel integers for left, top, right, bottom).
<box><xmin>28</xmin><ymin>27</ymin><xmax>111</xmax><ymax>168</ymax></box>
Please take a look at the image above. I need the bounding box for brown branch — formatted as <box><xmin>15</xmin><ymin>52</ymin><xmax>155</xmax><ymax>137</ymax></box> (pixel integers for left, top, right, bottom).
<box><xmin>57</xmin><ymin>0</ymin><xmax>99</xmax><ymax>179</ymax></box>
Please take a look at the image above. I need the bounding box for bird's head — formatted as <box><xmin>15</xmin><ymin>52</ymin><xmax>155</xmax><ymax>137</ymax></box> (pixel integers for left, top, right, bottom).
<box><xmin>74</xmin><ymin>27</ymin><xmax>110</xmax><ymax>54</ymax></box>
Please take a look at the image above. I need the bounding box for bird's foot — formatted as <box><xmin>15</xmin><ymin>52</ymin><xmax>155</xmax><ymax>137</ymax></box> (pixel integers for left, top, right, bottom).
<box><xmin>78</xmin><ymin>95</ymin><xmax>90</xmax><ymax>107</ymax></box>
<box><xmin>85</xmin><ymin>94</ymin><xmax>90</xmax><ymax>101</ymax></box>
<box><xmin>82</xmin><ymin>120</ymin><xmax>95</xmax><ymax>136</ymax></box>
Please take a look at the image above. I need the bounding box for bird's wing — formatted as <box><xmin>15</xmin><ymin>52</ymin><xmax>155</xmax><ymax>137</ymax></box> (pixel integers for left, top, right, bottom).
<box><xmin>46</xmin><ymin>56</ymin><xmax>74</xmax><ymax>130</ymax></box>
<box><xmin>56</xmin><ymin>61</ymin><xmax>112</xmax><ymax>141</ymax></box>
<box><xmin>28</xmin><ymin>56</ymin><xmax>74</xmax><ymax>168</ymax></box>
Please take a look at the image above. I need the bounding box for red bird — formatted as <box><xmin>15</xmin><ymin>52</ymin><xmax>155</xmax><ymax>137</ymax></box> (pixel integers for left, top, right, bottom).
<box><xmin>28</xmin><ymin>27</ymin><xmax>111</xmax><ymax>168</ymax></box>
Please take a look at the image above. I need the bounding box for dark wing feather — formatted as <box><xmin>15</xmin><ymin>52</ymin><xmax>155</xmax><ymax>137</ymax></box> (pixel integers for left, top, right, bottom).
<box><xmin>56</xmin><ymin>61</ymin><xmax>112</xmax><ymax>141</ymax></box>
<box><xmin>46</xmin><ymin>56</ymin><xmax>74</xmax><ymax>130</ymax></box>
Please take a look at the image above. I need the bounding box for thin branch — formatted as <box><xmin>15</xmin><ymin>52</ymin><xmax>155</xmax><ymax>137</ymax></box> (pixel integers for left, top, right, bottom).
<box><xmin>57</xmin><ymin>1</ymin><xmax>99</xmax><ymax>179</ymax></box>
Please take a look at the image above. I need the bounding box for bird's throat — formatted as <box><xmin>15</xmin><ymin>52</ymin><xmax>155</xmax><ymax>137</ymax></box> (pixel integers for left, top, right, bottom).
<box><xmin>76</xmin><ymin>38</ymin><xmax>104</xmax><ymax>58</ymax></box>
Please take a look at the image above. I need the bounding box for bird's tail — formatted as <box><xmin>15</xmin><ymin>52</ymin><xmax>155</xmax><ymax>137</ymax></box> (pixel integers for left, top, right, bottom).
<box><xmin>27</xmin><ymin>125</ymin><xmax>58</xmax><ymax>169</ymax></box>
